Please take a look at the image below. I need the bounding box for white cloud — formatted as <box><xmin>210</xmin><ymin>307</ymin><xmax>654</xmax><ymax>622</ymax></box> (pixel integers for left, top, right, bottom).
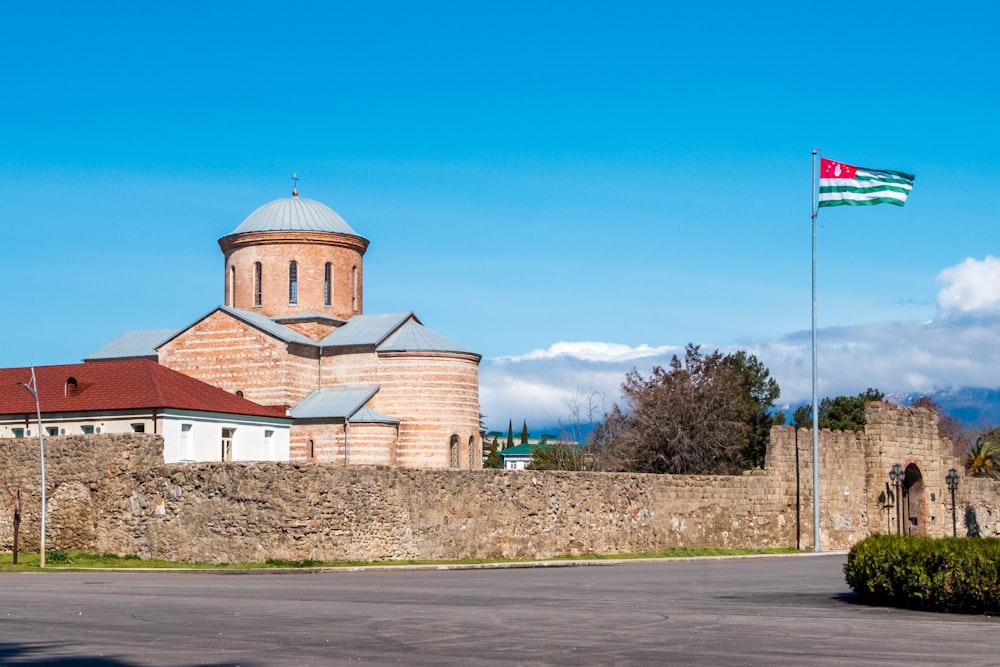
<box><xmin>495</xmin><ymin>341</ymin><xmax>679</xmax><ymax>364</ymax></box>
<box><xmin>479</xmin><ymin>256</ymin><xmax>1000</xmax><ymax>430</ymax></box>
<box><xmin>937</xmin><ymin>255</ymin><xmax>1000</xmax><ymax>315</ymax></box>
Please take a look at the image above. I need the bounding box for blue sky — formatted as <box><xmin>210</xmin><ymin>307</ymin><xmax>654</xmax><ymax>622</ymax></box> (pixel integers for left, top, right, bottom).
<box><xmin>3</xmin><ymin>2</ymin><xmax>999</xmax><ymax>430</ymax></box>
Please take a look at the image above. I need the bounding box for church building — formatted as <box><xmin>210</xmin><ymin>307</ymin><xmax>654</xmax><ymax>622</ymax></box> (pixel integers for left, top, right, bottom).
<box><xmin>87</xmin><ymin>186</ymin><xmax>482</xmax><ymax>469</ymax></box>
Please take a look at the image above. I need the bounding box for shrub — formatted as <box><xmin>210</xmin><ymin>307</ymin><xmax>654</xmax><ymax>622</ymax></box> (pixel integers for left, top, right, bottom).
<box><xmin>845</xmin><ymin>534</ymin><xmax>1000</xmax><ymax>613</ymax></box>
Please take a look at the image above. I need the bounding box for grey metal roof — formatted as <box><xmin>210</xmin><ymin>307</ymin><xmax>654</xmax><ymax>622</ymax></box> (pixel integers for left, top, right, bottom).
<box><xmin>318</xmin><ymin>312</ymin><xmax>414</xmax><ymax>347</ymax></box>
<box><xmin>289</xmin><ymin>385</ymin><xmax>380</xmax><ymax>420</ymax></box>
<box><xmin>272</xmin><ymin>311</ymin><xmax>345</xmax><ymax>326</ymax></box>
<box><xmin>349</xmin><ymin>406</ymin><xmax>399</xmax><ymax>424</ymax></box>
<box><xmin>218</xmin><ymin>307</ymin><xmax>316</xmax><ymax>346</ymax></box>
<box><xmin>227</xmin><ymin>197</ymin><xmax>361</xmax><ymax>236</ymax></box>
<box><xmin>378</xmin><ymin>320</ymin><xmax>476</xmax><ymax>355</ymax></box>
<box><xmin>84</xmin><ymin>328</ymin><xmax>181</xmax><ymax>361</ymax></box>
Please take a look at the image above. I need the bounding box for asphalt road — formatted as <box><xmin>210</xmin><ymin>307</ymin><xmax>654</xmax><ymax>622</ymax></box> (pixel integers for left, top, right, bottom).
<box><xmin>0</xmin><ymin>554</ymin><xmax>996</xmax><ymax>666</ymax></box>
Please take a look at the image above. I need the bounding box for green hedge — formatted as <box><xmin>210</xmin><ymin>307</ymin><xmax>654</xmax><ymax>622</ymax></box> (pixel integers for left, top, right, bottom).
<box><xmin>844</xmin><ymin>534</ymin><xmax>1000</xmax><ymax>613</ymax></box>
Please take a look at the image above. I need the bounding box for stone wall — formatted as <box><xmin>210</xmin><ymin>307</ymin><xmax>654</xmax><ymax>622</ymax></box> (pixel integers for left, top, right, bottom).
<box><xmin>1</xmin><ymin>404</ymin><xmax>999</xmax><ymax>562</ymax></box>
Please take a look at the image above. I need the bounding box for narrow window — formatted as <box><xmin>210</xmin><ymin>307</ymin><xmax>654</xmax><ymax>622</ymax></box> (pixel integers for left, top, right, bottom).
<box><xmin>253</xmin><ymin>262</ymin><xmax>263</xmax><ymax>307</ymax></box>
<box><xmin>65</xmin><ymin>377</ymin><xmax>78</xmax><ymax>396</ymax></box>
<box><xmin>351</xmin><ymin>265</ymin><xmax>358</xmax><ymax>313</ymax></box>
<box><xmin>221</xmin><ymin>427</ymin><xmax>235</xmax><ymax>462</ymax></box>
<box><xmin>308</xmin><ymin>439</ymin><xmax>315</xmax><ymax>460</ymax></box>
<box><xmin>180</xmin><ymin>423</ymin><xmax>193</xmax><ymax>460</ymax></box>
<box><xmin>229</xmin><ymin>265</ymin><xmax>236</xmax><ymax>307</ymax></box>
<box><xmin>468</xmin><ymin>436</ymin><xmax>475</xmax><ymax>469</ymax></box>
<box><xmin>324</xmin><ymin>262</ymin><xmax>332</xmax><ymax>306</ymax></box>
<box><xmin>289</xmin><ymin>260</ymin><xmax>298</xmax><ymax>304</ymax></box>
<box><xmin>450</xmin><ymin>434</ymin><xmax>460</xmax><ymax>468</ymax></box>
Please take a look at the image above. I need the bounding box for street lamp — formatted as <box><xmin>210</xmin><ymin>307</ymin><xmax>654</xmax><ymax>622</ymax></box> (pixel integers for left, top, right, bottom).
<box><xmin>889</xmin><ymin>463</ymin><xmax>904</xmax><ymax>536</ymax></box>
<box><xmin>946</xmin><ymin>468</ymin><xmax>960</xmax><ymax>537</ymax></box>
<box><xmin>17</xmin><ymin>367</ymin><xmax>46</xmax><ymax>568</ymax></box>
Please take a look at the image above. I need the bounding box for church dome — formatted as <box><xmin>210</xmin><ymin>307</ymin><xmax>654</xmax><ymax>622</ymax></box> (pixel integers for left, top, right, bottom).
<box><xmin>229</xmin><ymin>196</ymin><xmax>359</xmax><ymax>236</ymax></box>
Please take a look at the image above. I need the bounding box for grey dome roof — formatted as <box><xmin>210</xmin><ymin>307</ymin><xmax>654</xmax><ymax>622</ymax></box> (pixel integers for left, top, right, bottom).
<box><xmin>229</xmin><ymin>196</ymin><xmax>359</xmax><ymax>235</ymax></box>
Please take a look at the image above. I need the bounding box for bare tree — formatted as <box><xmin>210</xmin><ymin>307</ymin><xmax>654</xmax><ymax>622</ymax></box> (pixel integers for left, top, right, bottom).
<box><xmin>594</xmin><ymin>345</ymin><xmax>756</xmax><ymax>475</ymax></box>
<box><xmin>910</xmin><ymin>396</ymin><xmax>971</xmax><ymax>458</ymax></box>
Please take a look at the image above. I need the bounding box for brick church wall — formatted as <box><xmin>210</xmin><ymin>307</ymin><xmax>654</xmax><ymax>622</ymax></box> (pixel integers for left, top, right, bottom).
<box><xmin>158</xmin><ymin>310</ymin><xmax>317</xmax><ymax>408</ymax></box>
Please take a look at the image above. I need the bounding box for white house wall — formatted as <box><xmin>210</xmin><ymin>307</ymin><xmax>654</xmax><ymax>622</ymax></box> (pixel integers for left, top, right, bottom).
<box><xmin>160</xmin><ymin>411</ymin><xmax>291</xmax><ymax>464</ymax></box>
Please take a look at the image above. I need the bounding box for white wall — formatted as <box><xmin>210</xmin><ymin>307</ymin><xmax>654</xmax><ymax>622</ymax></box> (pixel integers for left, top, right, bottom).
<box><xmin>160</xmin><ymin>411</ymin><xmax>291</xmax><ymax>463</ymax></box>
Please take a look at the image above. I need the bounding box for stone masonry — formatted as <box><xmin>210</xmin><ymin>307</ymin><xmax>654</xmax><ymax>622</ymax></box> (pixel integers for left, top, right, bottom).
<box><xmin>1</xmin><ymin>403</ymin><xmax>997</xmax><ymax>563</ymax></box>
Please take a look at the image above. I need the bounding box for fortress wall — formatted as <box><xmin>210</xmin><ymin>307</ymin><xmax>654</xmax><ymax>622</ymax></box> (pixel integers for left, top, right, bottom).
<box><xmin>2</xmin><ymin>403</ymin><xmax>998</xmax><ymax>563</ymax></box>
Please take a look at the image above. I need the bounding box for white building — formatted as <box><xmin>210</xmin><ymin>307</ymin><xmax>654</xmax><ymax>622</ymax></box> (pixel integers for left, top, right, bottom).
<box><xmin>0</xmin><ymin>359</ymin><xmax>291</xmax><ymax>463</ymax></box>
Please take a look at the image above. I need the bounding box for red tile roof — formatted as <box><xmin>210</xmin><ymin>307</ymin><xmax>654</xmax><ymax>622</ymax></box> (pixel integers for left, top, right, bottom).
<box><xmin>0</xmin><ymin>359</ymin><xmax>288</xmax><ymax>420</ymax></box>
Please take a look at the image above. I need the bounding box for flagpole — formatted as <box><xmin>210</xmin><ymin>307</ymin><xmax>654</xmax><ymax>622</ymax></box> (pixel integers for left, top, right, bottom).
<box><xmin>811</xmin><ymin>148</ymin><xmax>821</xmax><ymax>552</ymax></box>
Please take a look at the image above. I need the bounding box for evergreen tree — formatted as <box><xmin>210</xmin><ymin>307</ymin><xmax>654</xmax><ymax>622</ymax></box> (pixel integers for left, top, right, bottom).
<box><xmin>506</xmin><ymin>420</ymin><xmax>514</xmax><ymax>449</ymax></box>
<box><xmin>483</xmin><ymin>441</ymin><xmax>501</xmax><ymax>468</ymax></box>
<box><xmin>520</xmin><ymin>420</ymin><xmax>529</xmax><ymax>444</ymax></box>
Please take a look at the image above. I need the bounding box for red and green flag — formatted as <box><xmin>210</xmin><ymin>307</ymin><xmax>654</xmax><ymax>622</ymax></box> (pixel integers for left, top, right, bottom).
<box><xmin>818</xmin><ymin>158</ymin><xmax>914</xmax><ymax>208</ymax></box>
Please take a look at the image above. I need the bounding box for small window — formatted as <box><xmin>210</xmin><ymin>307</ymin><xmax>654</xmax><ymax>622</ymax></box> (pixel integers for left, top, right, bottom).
<box><xmin>308</xmin><ymin>439</ymin><xmax>315</xmax><ymax>460</ymax></box>
<box><xmin>65</xmin><ymin>377</ymin><xmax>78</xmax><ymax>396</ymax></box>
<box><xmin>468</xmin><ymin>436</ymin><xmax>475</xmax><ymax>469</ymax></box>
<box><xmin>229</xmin><ymin>265</ymin><xmax>236</xmax><ymax>307</ymax></box>
<box><xmin>351</xmin><ymin>266</ymin><xmax>359</xmax><ymax>313</ymax></box>
<box><xmin>81</xmin><ymin>425</ymin><xmax>94</xmax><ymax>435</ymax></box>
<box><xmin>289</xmin><ymin>260</ymin><xmax>298</xmax><ymax>304</ymax></box>
<box><xmin>131</xmin><ymin>423</ymin><xmax>145</xmax><ymax>433</ymax></box>
<box><xmin>449</xmin><ymin>434</ymin><xmax>460</xmax><ymax>468</ymax></box>
<box><xmin>221</xmin><ymin>427</ymin><xmax>235</xmax><ymax>462</ymax></box>
<box><xmin>12</xmin><ymin>428</ymin><xmax>24</xmax><ymax>438</ymax></box>
<box><xmin>253</xmin><ymin>262</ymin><xmax>263</xmax><ymax>307</ymax></box>
<box><xmin>235</xmin><ymin>390</ymin><xmax>244</xmax><ymax>398</ymax></box>
<box><xmin>324</xmin><ymin>262</ymin><xmax>332</xmax><ymax>306</ymax></box>
<box><xmin>46</xmin><ymin>427</ymin><xmax>59</xmax><ymax>437</ymax></box>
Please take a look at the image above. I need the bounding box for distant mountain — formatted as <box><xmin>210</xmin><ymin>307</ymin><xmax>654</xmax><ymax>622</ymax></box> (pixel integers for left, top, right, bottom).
<box><xmin>889</xmin><ymin>387</ymin><xmax>1000</xmax><ymax>429</ymax></box>
<box><xmin>498</xmin><ymin>387</ymin><xmax>1000</xmax><ymax>445</ymax></box>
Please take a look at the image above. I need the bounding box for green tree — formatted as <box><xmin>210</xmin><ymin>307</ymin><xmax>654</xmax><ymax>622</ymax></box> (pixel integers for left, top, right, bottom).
<box><xmin>483</xmin><ymin>441</ymin><xmax>501</xmax><ymax>469</ymax></box>
<box><xmin>796</xmin><ymin>388</ymin><xmax>885</xmax><ymax>432</ymax></box>
<box><xmin>527</xmin><ymin>442</ymin><xmax>588</xmax><ymax>471</ymax></box>
<box><xmin>723</xmin><ymin>350</ymin><xmax>781</xmax><ymax>469</ymax></box>
<box><xmin>506</xmin><ymin>420</ymin><xmax>514</xmax><ymax>450</ymax></box>
<box><xmin>520</xmin><ymin>420</ymin><xmax>529</xmax><ymax>445</ymax></box>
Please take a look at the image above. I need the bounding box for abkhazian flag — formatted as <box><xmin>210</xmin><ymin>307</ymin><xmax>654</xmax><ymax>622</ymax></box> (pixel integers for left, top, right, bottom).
<box><xmin>818</xmin><ymin>158</ymin><xmax>914</xmax><ymax>208</ymax></box>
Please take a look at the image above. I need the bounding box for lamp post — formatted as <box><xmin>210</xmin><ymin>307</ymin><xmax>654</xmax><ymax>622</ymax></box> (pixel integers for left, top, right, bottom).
<box><xmin>946</xmin><ymin>468</ymin><xmax>960</xmax><ymax>538</ymax></box>
<box><xmin>889</xmin><ymin>463</ymin><xmax>904</xmax><ymax>536</ymax></box>
<box><xmin>17</xmin><ymin>367</ymin><xmax>46</xmax><ymax>568</ymax></box>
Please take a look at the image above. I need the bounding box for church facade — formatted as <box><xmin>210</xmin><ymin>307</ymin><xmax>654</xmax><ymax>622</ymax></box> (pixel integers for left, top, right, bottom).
<box><xmin>90</xmin><ymin>189</ymin><xmax>482</xmax><ymax>469</ymax></box>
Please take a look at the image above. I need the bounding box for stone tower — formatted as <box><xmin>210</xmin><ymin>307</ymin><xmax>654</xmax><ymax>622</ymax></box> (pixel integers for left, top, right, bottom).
<box><xmin>218</xmin><ymin>190</ymin><xmax>370</xmax><ymax>321</ymax></box>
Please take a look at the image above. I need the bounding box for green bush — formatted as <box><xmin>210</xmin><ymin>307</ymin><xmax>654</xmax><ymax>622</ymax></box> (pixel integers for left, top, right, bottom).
<box><xmin>845</xmin><ymin>534</ymin><xmax>1000</xmax><ymax>613</ymax></box>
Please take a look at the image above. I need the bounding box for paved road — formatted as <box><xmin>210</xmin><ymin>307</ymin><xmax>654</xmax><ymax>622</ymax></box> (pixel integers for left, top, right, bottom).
<box><xmin>0</xmin><ymin>554</ymin><xmax>996</xmax><ymax>666</ymax></box>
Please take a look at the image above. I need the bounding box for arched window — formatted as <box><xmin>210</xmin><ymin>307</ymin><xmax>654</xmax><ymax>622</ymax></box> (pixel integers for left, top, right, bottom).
<box><xmin>253</xmin><ymin>262</ymin><xmax>263</xmax><ymax>307</ymax></box>
<box><xmin>65</xmin><ymin>377</ymin><xmax>78</xmax><ymax>397</ymax></box>
<box><xmin>308</xmin><ymin>439</ymin><xmax>315</xmax><ymax>460</ymax></box>
<box><xmin>450</xmin><ymin>434</ymin><xmax>460</xmax><ymax>468</ymax></box>
<box><xmin>468</xmin><ymin>436</ymin><xmax>475</xmax><ymax>469</ymax></box>
<box><xmin>289</xmin><ymin>260</ymin><xmax>298</xmax><ymax>304</ymax></box>
<box><xmin>351</xmin><ymin>265</ymin><xmax>359</xmax><ymax>313</ymax></box>
<box><xmin>229</xmin><ymin>265</ymin><xmax>236</xmax><ymax>307</ymax></box>
<box><xmin>324</xmin><ymin>262</ymin><xmax>332</xmax><ymax>306</ymax></box>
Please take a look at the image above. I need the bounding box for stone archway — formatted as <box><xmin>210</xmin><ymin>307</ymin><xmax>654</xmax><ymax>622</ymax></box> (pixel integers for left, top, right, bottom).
<box><xmin>902</xmin><ymin>463</ymin><xmax>927</xmax><ymax>536</ymax></box>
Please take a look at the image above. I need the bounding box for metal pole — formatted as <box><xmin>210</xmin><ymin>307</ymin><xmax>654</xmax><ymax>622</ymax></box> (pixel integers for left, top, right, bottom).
<box><xmin>811</xmin><ymin>148</ymin><xmax>821</xmax><ymax>552</ymax></box>
<box><xmin>19</xmin><ymin>367</ymin><xmax>46</xmax><ymax>568</ymax></box>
